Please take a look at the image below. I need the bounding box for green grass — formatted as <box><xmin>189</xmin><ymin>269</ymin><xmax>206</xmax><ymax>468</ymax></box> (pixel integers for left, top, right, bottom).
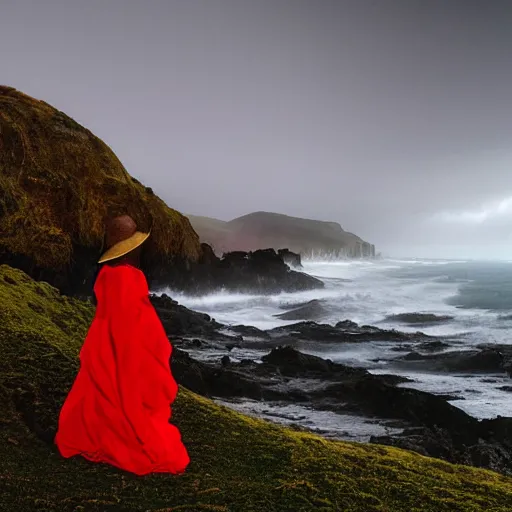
<box><xmin>1</xmin><ymin>264</ymin><xmax>511</xmax><ymax>511</ymax></box>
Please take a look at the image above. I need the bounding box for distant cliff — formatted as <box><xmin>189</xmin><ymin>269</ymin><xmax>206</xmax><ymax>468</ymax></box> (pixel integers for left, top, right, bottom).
<box><xmin>187</xmin><ymin>211</ymin><xmax>375</xmax><ymax>258</ymax></box>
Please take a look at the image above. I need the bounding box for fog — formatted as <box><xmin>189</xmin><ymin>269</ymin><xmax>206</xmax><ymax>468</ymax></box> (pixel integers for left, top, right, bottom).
<box><xmin>3</xmin><ymin>1</ymin><xmax>512</xmax><ymax>259</ymax></box>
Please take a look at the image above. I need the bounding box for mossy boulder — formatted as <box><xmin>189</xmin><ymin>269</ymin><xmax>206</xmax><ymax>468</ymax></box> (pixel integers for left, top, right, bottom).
<box><xmin>1</xmin><ymin>264</ymin><xmax>512</xmax><ymax>511</ymax></box>
<box><xmin>0</xmin><ymin>86</ymin><xmax>200</xmax><ymax>295</ymax></box>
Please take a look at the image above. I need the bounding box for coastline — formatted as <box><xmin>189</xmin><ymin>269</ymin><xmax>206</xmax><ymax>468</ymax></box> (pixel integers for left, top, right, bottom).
<box><xmin>5</xmin><ymin>262</ymin><xmax>512</xmax><ymax>511</ymax></box>
<box><xmin>2</xmin><ymin>86</ymin><xmax>512</xmax><ymax>510</ymax></box>
<box><xmin>150</xmin><ymin>258</ymin><xmax>512</xmax><ymax>477</ymax></box>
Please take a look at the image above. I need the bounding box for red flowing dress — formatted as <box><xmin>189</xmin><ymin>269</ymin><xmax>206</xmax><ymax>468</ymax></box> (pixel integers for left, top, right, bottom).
<box><xmin>54</xmin><ymin>263</ymin><xmax>190</xmax><ymax>475</ymax></box>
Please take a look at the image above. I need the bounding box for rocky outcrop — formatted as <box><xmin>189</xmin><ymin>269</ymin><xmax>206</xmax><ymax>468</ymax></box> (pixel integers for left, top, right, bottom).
<box><xmin>274</xmin><ymin>299</ymin><xmax>328</xmax><ymax>321</ymax></box>
<box><xmin>384</xmin><ymin>313</ymin><xmax>454</xmax><ymax>325</ymax></box>
<box><xmin>169</xmin><ymin>335</ymin><xmax>512</xmax><ymax>475</ymax></box>
<box><xmin>266</xmin><ymin>320</ymin><xmax>430</xmax><ymax>343</ymax></box>
<box><xmin>150</xmin><ymin>293</ymin><xmax>223</xmax><ymax>336</ymax></box>
<box><xmin>393</xmin><ymin>348</ymin><xmax>507</xmax><ymax>374</ymax></box>
<box><xmin>278</xmin><ymin>248</ymin><xmax>302</xmax><ymax>268</ymax></box>
<box><xmin>154</xmin><ymin>246</ymin><xmax>324</xmax><ymax>296</ymax></box>
<box><xmin>143</xmin><ymin>297</ymin><xmax>512</xmax><ymax>475</ymax></box>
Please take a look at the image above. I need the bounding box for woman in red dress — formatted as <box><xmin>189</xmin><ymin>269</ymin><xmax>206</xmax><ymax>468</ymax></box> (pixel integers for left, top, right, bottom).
<box><xmin>55</xmin><ymin>215</ymin><xmax>190</xmax><ymax>475</ymax></box>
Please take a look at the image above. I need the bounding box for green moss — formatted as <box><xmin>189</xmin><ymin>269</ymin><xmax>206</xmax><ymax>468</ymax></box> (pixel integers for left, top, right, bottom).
<box><xmin>1</xmin><ymin>265</ymin><xmax>511</xmax><ymax>511</ymax></box>
<box><xmin>0</xmin><ymin>86</ymin><xmax>200</xmax><ymax>270</ymax></box>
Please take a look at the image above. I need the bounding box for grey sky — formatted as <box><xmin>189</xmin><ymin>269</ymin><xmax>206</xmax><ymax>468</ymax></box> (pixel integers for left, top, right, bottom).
<box><xmin>3</xmin><ymin>0</ymin><xmax>512</xmax><ymax>259</ymax></box>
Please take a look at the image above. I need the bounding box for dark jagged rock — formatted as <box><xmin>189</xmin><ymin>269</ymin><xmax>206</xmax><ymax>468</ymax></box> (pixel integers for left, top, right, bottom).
<box><xmin>259</xmin><ymin>346</ymin><xmax>412</xmax><ymax>384</ymax></box>
<box><xmin>274</xmin><ymin>299</ymin><xmax>328</xmax><ymax>321</ymax></box>
<box><xmin>278</xmin><ymin>249</ymin><xmax>302</xmax><ymax>268</ymax></box>
<box><xmin>169</xmin><ymin>334</ymin><xmax>512</xmax><ymax>475</ymax></box>
<box><xmin>261</xmin><ymin>345</ymin><xmax>358</xmax><ymax>377</ymax></box>
<box><xmin>171</xmin><ymin>348</ymin><xmax>264</xmax><ymax>400</ymax></box>
<box><xmin>393</xmin><ymin>348</ymin><xmax>507</xmax><ymax>374</ymax></box>
<box><xmin>225</xmin><ymin>343</ymin><xmax>242</xmax><ymax>351</ymax></box>
<box><xmin>372</xmin><ymin>416</ymin><xmax>512</xmax><ymax>475</ymax></box>
<box><xmin>227</xmin><ymin>325</ymin><xmax>270</xmax><ymax>339</ymax></box>
<box><xmin>475</xmin><ymin>344</ymin><xmax>512</xmax><ymax>378</ymax></box>
<box><xmin>157</xmin><ymin>245</ymin><xmax>323</xmax><ymax>296</ymax></box>
<box><xmin>150</xmin><ymin>293</ymin><xmax>223</xmax><ymax>336</ymax></box>
<box><xmin>335</xmin><ymin>320</ymin><xmax>359</xmax><ymax>330</ymax></box>
<box><xmin>465</xmin><ymin>443</ymin><xmax>512</xmax><ymax>474</ymax></box>
<box><xmin>416</xmin><ymin>340</ymin><xmax>451</xmax><ymax>352</ymax></box>
<box><xmin>384</xmin><ymin>313</ymin><xmax>454</xmax><ymax>325</ymax></box>
<box><xmin>267</xmin><ymin>320</ymin><xmax>429</xmax><ymax>343</ymax></box>
<box><xmin>147</xmin><ymin>297</ymin><xmax>512</xmax><ymax>475</ymax></box>
<box><xmin>319</xmin><ymin>376</ymin><xmax>478</xmax><ymax>440</ymax></box>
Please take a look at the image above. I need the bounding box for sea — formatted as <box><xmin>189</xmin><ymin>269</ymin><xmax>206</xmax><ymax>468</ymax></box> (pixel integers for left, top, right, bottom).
<box><xmin>163</xmin><ymin>259</ymin><xmax>512</xmax><ymax>441</ymax></box>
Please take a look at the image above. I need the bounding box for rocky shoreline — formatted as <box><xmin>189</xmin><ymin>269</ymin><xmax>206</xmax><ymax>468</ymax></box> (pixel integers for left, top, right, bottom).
<box><xmin>151</xmin><ymin>293</ymin><xmax>512</xmax><ymax>476</ymax></box>
<box><xmin>148</xmin><ymin>246</ymin><xmax>323</xmax><ymax>297</ymax></box>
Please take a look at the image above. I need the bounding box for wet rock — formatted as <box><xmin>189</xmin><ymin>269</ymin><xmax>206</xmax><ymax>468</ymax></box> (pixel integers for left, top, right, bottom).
<box><xmin>227</xmin><ymin>325</ymin><xmax>270</xmax><ymax>339</ymax></box>
<box><xmin>400</xmin><ymin>351</ymin><xmax>430</xmax><ymax>361</ymax></box>
<box><xmin>465</xmin><ymin>443</ymin><xmax>512</xmax><ymax>474</ymax></box>
<box><xmin>267</xmin><ymin>321</ymin><xmax>428</xmax><ymax>343</ymax></box>
<box><xmin>171</xmin><ymin>348</ymin><xmax>264</xmax><ymax>400</ymax></box>
<box><xmin>277</xmin><ymin>249</ymin><xmax>302</xmax><ymax>268</ymax></box>
<box><xmin>416</xmin><ymin>340</ymin><xmax>451</xmax><ymax>352</ymax></box>
<box><xmin>384</xmin><ymin>313</ymin><xmax>454</xmax><ymax>325</ymax></box>
<box><xmin>169</xmin><ymin>337</ymin><xmax>512</xmax><ymax>475</ymax></box>
<box><xmin>335</xmin><ymin>320</ymin><xmax>359</xmax><ymax>330</ymax></box>
<box><xmin>476</xmin><ymin>344</ymin><xmax>512</xmax><ymax>378</ymax></box>
<box><xmin>394</xmin><ymin>348</ymin><xmax>506</xmax><ymax>374</ymax></box>
<box><xmin>274</xmin><ymin>299</ymin><xmax>328</xmax><ymax>321</ymax></box>
<box><xmin>163</xmin><ymin>246</ymin><xmax>323</xmax><ymax>296</ymax></box>
<box><xmin>317</xmin><ymin>376</ymin><xmax>478</xmax><ymax>440</ymax></box>
<box><xmin>262</xmin><ymin>346</ymin><xmax>341</xmax><ymax>377</ymax></box>
<box><xmin>154</xmin><ymin>299</ymin><xmax>512</xmax><ymax>475</ymax></box>
<box><xmin>151</xmin><ymin>293</ymin><xmax>223</xmax><ymax>336</ymax></box>
<box><xmin>452</xmin><ymin>349</ymin><xmax>505</xmax><ymax>372</ymax></box>
<box><xmin>371</xmin><ymin>427</ymin><xmax>456</xmax><ymax>461</ymax></box>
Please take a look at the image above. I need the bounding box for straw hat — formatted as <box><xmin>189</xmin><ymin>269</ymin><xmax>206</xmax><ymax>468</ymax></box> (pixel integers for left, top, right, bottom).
<box><xmin>98</xmin><ymin>215</ymin><xmax>150</xmax><ymax>264</ymax></box>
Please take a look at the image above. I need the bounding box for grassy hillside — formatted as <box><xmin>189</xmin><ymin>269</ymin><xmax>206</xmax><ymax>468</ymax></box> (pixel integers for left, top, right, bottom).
<box><xmin>1</xmin><ymin>264</ymin><xmax>511</xmax><ymax>511</ymax></box>
<box><xmin>188</xmin><ymin>211</ymin><xmax>374</xmax><ymax>257</ymax></box>
<box><xmin>0</xmin><ymin>86</ymin><xmax>200</xmax><ymax>291</ymax></box>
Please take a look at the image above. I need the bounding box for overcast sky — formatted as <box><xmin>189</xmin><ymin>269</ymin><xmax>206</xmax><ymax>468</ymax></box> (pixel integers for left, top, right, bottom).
<box><xmin>3</xmin><ymin>0</ymin><xmax>512</xmax><ymax>259</ymax></box>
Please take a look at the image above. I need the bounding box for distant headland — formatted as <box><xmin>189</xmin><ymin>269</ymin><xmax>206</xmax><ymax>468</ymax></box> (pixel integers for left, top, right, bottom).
<box><xmin>188</xmin><ymin>211</ymin><xmax>376</xmax><ymax>258</ymax></box>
